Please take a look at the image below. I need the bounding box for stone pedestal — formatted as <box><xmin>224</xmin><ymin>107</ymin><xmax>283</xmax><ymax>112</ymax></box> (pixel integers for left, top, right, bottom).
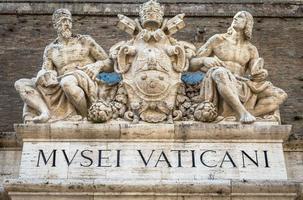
<box><xmin>4</xmin><ymin>122</ymin><xmax>303</xmax><ymax>199</ymax></box>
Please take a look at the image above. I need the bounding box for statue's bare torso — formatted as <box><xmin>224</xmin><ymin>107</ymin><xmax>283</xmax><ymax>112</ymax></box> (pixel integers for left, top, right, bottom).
<box><xmin>199</xmin><ymin>34</ymin><xmax>257</xmax><ymax>76</ymax></box>
<box><xmin>45</xmin><ymin>35</ymin><xmax>98</xmax><ymax>76</ymax></box>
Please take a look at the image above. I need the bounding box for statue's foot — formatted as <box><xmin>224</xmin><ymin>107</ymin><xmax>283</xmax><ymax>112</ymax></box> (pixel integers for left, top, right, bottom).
<box><xmin>239</xmin><ymin>112</ymin><xmax>256</xmax><ymax>124</ymax></box>
<box><xmin>24</xmin><ymin>118</ymin><xmax>34</xmax><ymax>124</ymax></box>
<box><xmin>214</xmin><ymin>116</ymin><xmax>224</xmax><ymax>123</ymax></box>
<box><xmin>263</xmin><ymin>114</ymin><xmax>279</xmax><ymax>121</ymax></box>
<box><xmin>33</xmin><ymin>112</ymin><xmax>50</xmax><ymax>123</ymax></box>
<box><xmin>66</xmin><ymin>115</ymin><xmax>83</xmax><ymax>121</ymax></box>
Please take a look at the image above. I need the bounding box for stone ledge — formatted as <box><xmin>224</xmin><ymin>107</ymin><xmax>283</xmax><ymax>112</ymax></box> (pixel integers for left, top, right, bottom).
<box><xmin>3</xmin><ymin>179</ymin><xmax>302</xmax><ymax>198</ymax></box>
<box><xmin>0</xmin><ymin>185</ymin><xmax>9</xmax><ymax>200</ymax></box>
<box><xmin>284</xmin><ymin>141</ymin><xmax>303</xmax><ymax>152</ymax></box>
<box><xmin>14</xmin><ymin>122</ymin><xmax>292</xmax><ymax>142</ymax></box>
<box><xmin>0</xmin><ymin>1</ymin><xmax>302</xmax><ymax>17</ymax></box>
<box><xmin>1</xmin><ymin>0</ymin><xmax>302</xmax><ymax>3</ymax></box>
<box><xmin>0</xmin><ymin>132</ymin><xmax>21</xmax><ymax>149</ymax></box>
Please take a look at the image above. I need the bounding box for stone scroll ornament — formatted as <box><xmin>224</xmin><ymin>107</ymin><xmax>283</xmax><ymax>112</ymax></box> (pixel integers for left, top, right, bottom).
<box><xmin>88</xmin><ymin>0</ymin><xmax>196</xmax><ymax>123</ymax></box>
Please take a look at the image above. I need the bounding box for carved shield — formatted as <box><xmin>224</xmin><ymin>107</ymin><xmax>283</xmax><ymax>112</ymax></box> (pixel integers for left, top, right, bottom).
<box><xmin>135</xmin><ymin>70</ymin><xmax>170</xmax><ymax>97</ymax></box>
<box><xmin>131</xmin><ymin>46</ymin><xmax>174</xmax><ymax>99</ymax></box>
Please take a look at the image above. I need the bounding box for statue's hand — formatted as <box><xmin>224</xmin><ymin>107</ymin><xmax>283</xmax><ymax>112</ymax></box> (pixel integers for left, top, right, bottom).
<box><xmin>82</xmin><ymin>63</ymin><xmax>101</xmax><ymax>80</ymax></box>
<box><xmin>251</xmin><ymin>69</ymin><xmax>268</xmax><ymax>81</ymax></box>
<box><xmin>203</xmin><ymin>57</ymin><xmax>224</xmax><ymax>69</ymax></box>
<box><xmin>235</xmin><ymin>75</ymin><xmax>250</xmax><ymax>82</ymax></box>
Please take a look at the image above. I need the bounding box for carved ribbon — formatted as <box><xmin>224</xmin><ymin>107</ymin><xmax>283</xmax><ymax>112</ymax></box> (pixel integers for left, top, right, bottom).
<box><xmin>166</xmin><ymin>45</ymin><xmax>187</xmax><ymax>73</ymax></box>
<box><xmin>141</xmin><ymin>29</ymin><xmax>165</xmax><ymax>42</ymax></box>
<box><xmin>116</xmin><ymin>45</ymin><xmax>137</xmax><ymax>74</ymax></box>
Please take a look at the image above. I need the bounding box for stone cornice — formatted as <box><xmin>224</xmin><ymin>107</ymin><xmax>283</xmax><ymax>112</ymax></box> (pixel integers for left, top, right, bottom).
<box><xmin>0</xmin><ymin>132</ymin><xmax>21</xmax><ymax>149</ymax></box>
<box><xmin>4</xmin><ymin>179</ymin><xmax>302</xmax><ymax>196</ymax></box>
<box><xmin>0</xmin><ymin>1</ymin><xmax>302</xmax><ymax>17</ymax></box>
<box><xmin>14</xmin><ymin>122</ymin><xmax>292</xmax><ymax>142</ymax></box>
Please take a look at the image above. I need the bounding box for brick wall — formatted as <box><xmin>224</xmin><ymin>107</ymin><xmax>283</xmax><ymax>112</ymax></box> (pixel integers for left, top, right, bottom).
<box><xmin>0</xmin><ymin>0</ymin><xmax>302</xmax><ymax>139</ymax></box>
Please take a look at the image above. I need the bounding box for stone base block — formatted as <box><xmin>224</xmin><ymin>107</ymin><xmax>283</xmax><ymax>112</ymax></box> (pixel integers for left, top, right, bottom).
<box><xmin>4</xmin><ymin>122</ymin><xmax>299</xmax><ymax>200</ymax></box>
<box><xmin>13</xmin><ymin>122</ymin><xmax>292</xmax><ymax>181</ymax></box>
<box><xmin>4</xmin><ymin>179</ymin><xmax>303</xmax><ymax>200</ymax></box>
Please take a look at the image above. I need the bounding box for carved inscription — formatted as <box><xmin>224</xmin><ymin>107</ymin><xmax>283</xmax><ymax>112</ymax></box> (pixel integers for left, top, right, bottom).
<box><xmin>36</xmin><ymin>149</ymin><xmax>270</xmax><ymax>169</ymax></box>
<box><xmin>20</xmin><ymin>141</ymin><xmax>287</xmax><ymax>180</ymax></box>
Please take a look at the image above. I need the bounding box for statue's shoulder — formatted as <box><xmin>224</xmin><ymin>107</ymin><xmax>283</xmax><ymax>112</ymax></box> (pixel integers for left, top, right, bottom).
<box><xmin>212</xmin><ymin>33</ymin><xmax>225</xmax><ymax>41</ymax></box>
<box><xmin>76</xmin><ymin>34</ymin><xmax>96</xmax><ymax>43</ymax></box>
<box><xmin>206</xmin><ymin>33</ymin><xmax>226</xmax><ymax>46</ymax></box>
<box><xmin>246</xmin><ymin>42</ymin><xmax>258</xmax><ymax>54</ymax></box>
<box><xmin>43</xmin><ymin>39</ymin><xmax>58</xmax><ymax>55</ymax></box>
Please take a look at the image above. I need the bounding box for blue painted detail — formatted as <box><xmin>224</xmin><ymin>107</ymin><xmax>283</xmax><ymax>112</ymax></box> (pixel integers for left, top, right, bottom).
<box><xmin>181</xmin><ymin>72</ymin><xmax>205</xmax><ymax>85</ymax></box>
<box><xmin>97</xmin><ymin>72</ymin><xmax>122</xmax><ymax>85</ymax></box>
<box><xmin>97</xmin><ymin>71</ymin><xmax>205</xmax><ymax>86</ymax></box>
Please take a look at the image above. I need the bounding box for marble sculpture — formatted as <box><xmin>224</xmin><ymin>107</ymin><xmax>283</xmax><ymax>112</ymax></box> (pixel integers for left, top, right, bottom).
<box><xmin>15</xmin><ymin>0</ymin><xmax>287</xmax><ymax>124</ymax></box>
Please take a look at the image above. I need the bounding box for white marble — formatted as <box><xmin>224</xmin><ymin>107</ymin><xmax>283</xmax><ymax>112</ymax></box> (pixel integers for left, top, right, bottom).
<box><xmin>19</xmin><ymin>140</ymin><xmax>287</xmax><ymax>180</ymax></box>
<box><xmin>4</xmin><ymin>179</ymin><xmax>301</xmax><ymax>200</ymax></box>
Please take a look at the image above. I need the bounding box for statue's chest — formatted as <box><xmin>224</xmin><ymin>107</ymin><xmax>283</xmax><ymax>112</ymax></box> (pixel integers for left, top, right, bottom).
<box><xmin>52</xmin><ymin>43</ymin><xmax>89</xmax><ymax>66</ymax></box>
<box><xmin>214</xmin><ymin>42</ymin><xmax>250</xmax><ymax>65</ymax></box>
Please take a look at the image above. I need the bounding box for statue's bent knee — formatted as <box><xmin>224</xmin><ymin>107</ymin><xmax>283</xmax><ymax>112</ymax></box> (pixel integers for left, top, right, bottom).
<box><xmin>60</xmin><ymin>76</ymin><xmax>78</xmax><ymax>95</ymax></box>
<box><xmin>15</xmin><ymin>79</ymin><xmax>39</xmax><ymax>97</ymax></box>
<box><xmin>275</xmin><ymin>88</ymin><xmax>288</xmax><ymax>104</ymax></box>
<box><xmin>211</xmin><ymin>67</ymin><xmax>229</xmax><ymax>84</ymax></box>
<box><xmin>15</xmin><ymin>79</ymin><xmax>32</xmax><ymax>92</ymax></box>
<box><xmin>14</xmin><ymin>80</ymin><xmax>23</xmax><ymax>92</ymax></box>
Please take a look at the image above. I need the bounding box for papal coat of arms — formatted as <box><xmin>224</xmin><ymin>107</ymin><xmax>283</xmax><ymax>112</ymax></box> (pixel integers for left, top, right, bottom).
<box><xmin>106</xmin><ymin>0</ymin><xmax>195</xmax><ymax>123</ymax></box>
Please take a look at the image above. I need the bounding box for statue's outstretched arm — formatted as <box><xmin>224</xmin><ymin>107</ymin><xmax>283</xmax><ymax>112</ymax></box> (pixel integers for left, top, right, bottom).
<box><xmin>246</xmin><ymin>45</ymin><xmax>268</xmax><ymax>82</ymax></box>
<box><xmin>246</xmin><ymin>44</ymin><xmax>260</xmax><ymax>75</ymax></box>
<box><xmin>87</xmin><ymin>36</ymin><xmax>113</xmax><ymax>73</ymax></box>
<box><xmin>189</xmin><ymin>35</ymin><xmax>220</xmax><ymax>72</ymax></box>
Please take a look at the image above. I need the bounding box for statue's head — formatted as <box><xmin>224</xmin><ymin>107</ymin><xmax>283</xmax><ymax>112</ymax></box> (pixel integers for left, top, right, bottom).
<box><xmin>230</xmin><ymin>11</ymin><xmax>253</xmax><ymax>40</ymax></box>
<box><xmin>139</xmin><ymin>0</ymin><xmax>164</xmax><ymax>30</ymax></box>
<box><xmin>52</xmin><ymin>8</ymin><xmax>72</xmax><ymax>39</ymax></box>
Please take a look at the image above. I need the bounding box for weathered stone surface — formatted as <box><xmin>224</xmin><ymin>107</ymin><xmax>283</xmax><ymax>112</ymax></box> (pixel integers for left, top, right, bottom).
<box><xmin>0</xmin><ymin>122</ymin><xmax>301</xmax><ymax>199</ymax></box>
<box><xmin>284</xmin><ymin>142</ymin><xmax>303</xmax><ymax>181</ymax></box>
<box><xmin>190</xmin><ymin>11</ymin><xmax>288</xmax><ymax>124</ymax></box>
<box><xmin>0</xmin><ymin>133</ymin><xmax>300</xmax><ymax>198</ymax></box>
<box><xmin>3</xmin><ymin>179</ymin><xmax>303</xmax><ymax>200</ymax></box>
<box><xmin>11</xmin><ymin>123</ymin><xmax>291</xmax><ymax>181</ymax></box>
<box><xmin>0</xmin><ymin>2</ymin><xmax>302</xmax><ymax>200</ymax></box>
<box><xmin>0</xmin><ymin>150</ymin><xmax>21</xmax><ymax>184</ymax></box>
<box><xmin>0</xmin><ymin>1</ymin><xmax>302</xmax><ymax>17</ymax></box>
<box><xmin>0</xmin><ymin>148</ymin><xmax>21</xmax><ymax>200</ymax></box>
<box><xmin>0</xmin><ymin>132</ymin><xmax>21</xmax><ymax>148</ymax></box>
<box><xmin>0</xmin><ymin>186</ymin><xmax>9</xmax><ymax>200</ymax></box>
<box><xmin>1</xmin><ymin>14</ymin><xmax>302</xmax><ymax>137</ymax></box>
<box><xmin>14</xmin><ymin>122</ymin><xmax>292</xmax><ymax>141</ymax></box>
<box><xmin>19</xmin><ymin>141</ymin><xmax>287</xmax><ymax>180</ymax></box>
<box><xmin>9</xmin><ymin>5</ymin><xmax>291</xmax><ymax>126</ymax></box>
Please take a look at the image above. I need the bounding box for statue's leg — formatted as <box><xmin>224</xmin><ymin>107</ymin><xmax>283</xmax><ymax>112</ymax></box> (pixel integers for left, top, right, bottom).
<box><xmin>250</xmin><ymin>86</ymin><xmax>287</xmax><ymax>117</ymax></box>
<box><xmin>60</xmin><ymin>76</ymin><xmax>88</xmax><ymax>117</ymax></box>
<box><xmin>15</xmin><ymin>78</ymin><xmax>50</xmax><ymax>123</ymax></box>
<box><xmin>211</xmin><ymin>68</ymin><xmax>256</xmax><ymax>123</ymax></box>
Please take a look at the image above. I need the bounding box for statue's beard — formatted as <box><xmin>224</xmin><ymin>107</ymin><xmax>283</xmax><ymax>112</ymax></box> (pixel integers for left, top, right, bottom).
<box><xmin>58</xmin><ymin>26</ymin><xmax>72</xmax><ymax>39</ymax></box>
